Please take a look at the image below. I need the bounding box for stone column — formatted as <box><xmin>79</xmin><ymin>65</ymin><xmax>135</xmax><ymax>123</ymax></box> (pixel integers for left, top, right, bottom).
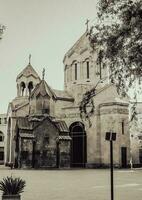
<box><xmin>80</xmin><ymin>61</ymin><xmax>83</xmax><ymax>80</ymax></box>
<box><xmin>70</xmin><ymin>66</ymin><xmax>72</xmax><ymax>82</ymax></box>
<box><xmin>25</xmin><ymin>84</ymin><xmax>28</xmax><ymax>96</ymax></box>
<box><xmin>9</xmin><ymin>130</ymin><xmax>15</xmax><ymax>164</ymax></box>
<box><xmin>5</xmin><ymin>132</ymin><xmax>10</xmax><ymax>164</ymax></box>
<box><xmin>9</xmin><ymin>118</ymin><xmax>17</xmax><ymax>164</ymax></box>
<box><xmin>78</xmin><ymin>62</ymin><xmax>81</xmax><ymax>80</ymax></box>
<box><xmin>17</xmin><ymin>84</ymin><xmax>20</xmax><ymax>97</ymax></box>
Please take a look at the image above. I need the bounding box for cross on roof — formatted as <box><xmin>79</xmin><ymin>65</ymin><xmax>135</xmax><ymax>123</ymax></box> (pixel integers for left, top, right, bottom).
<box><xmin>29</xmin><ymin>54</ymin><xmax>31</xmax><ymax>64</ymax></box>
<box><xmin>85</xmin><ymin>19</ymin><xmax>90</xmax><ymax>31</ymax></box>
<box><xmin>42</xmin><ymin>68</ymin><xmax>45</xmax><ymax>80</ymax></box>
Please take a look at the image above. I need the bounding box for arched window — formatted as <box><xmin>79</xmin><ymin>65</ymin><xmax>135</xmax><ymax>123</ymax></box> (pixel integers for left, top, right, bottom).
<box><xmin>20</xmin><ymin>82</ymin><xmax>26</xmax><ymax>96</ymax></box>
<box><xmin>71</xmin><ymin>60</ymin><xmax>78</xmax><ymax>81</ymax></box>
<box><xmin>86</xmin><ymin>61</ymin><xmax>90</xmax><ymax>79</ymax></box>
<box><xmin>28</xmin><ymin>81</ymin><xmax>33</xmax><ymax>96</ymax></box>
<box><xmin>96</xmin><ymin>50</ymin><xmax>103</xmax><ymax>79</ymax></box>
<box><xmin>75</xmin><ymin>63</ymin><xmax>77</xmax><ymax>80</ymax></box>
<box><xmin>122</xmin><ymin>120</ymin><xmax>125</xmax><ymax>135</ymax></box>
<box><xmin>65</xmin><ymin>65</ymin><xmax>68</xmax><ymax>83</ymax></box>
<box><xmin>0</xmin><ymin>131</ymin><xmax>4</xmax><ymax>142</ymax></box>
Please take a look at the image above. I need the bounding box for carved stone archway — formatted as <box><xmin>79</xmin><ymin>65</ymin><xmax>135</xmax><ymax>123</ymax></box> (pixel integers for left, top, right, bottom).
<box><xmin>69</xmin><ymin>122</ymin><xmax>87</xmax><ymax>167</ymax></box>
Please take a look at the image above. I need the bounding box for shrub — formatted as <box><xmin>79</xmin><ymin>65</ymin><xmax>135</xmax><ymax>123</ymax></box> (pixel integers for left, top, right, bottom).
<box><xmin>0</xmin><ymin>176</ymin><xmax>26</xmax><ymax>195</ymax></box>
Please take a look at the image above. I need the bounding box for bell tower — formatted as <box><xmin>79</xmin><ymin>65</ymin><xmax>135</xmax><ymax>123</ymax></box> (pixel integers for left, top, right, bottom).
<box><xmin>16</xmin><ymin>55</ymin><xmax>40</xmax><ymax>97</ymax></box>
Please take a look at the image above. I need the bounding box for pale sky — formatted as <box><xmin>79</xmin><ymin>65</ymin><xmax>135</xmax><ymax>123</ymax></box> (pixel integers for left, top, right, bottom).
<box><xmin>0</xmin><ymin>0</ymin><xmax>98</xmax><ymax>113</ymax></box>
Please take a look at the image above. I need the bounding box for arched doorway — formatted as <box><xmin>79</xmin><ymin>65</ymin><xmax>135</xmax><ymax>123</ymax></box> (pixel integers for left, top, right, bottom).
<box><xmin>69</xmin><ymin>122</ymin><xmax>87</xmax><ymax>167</ymax></box>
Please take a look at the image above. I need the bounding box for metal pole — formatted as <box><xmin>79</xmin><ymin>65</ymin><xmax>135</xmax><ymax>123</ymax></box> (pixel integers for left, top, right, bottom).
<box><xmin>110</xmin><ymin>139</ymin><xmax>114</xmax><ymax>200</ymax></box>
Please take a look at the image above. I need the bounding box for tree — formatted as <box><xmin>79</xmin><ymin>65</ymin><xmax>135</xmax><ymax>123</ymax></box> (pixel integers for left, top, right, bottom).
<box><xmin>80</xmin><ymin>0</ymin><xmax>142</xmax><ymax>123</ymax></box>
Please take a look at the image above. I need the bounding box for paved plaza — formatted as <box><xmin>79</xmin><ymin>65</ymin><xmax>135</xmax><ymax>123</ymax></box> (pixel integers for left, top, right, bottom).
<box><xmin>0</xmin><ymin>167</ymin><xmax>142</xmax><ymax>200</ymax></box>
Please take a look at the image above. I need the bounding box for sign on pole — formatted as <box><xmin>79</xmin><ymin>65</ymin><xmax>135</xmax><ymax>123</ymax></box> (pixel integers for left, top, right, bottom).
<box><xmin>105</xmin><ymin>131</ymin><xmax>116</xmax><ymax>200</ymax></box>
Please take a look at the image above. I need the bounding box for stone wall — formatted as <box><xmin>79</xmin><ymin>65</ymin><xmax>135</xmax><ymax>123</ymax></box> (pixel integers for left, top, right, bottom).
<box><xmin>32</xmin><ymin>118</ymin><xmax>58</xmax><ymax>168</ymax></box>
<box><xmin>0</xmin><ymin>114</ymin><xmax>7</xmax><ymax>164</ymax></box>
<box><xmin>130</xmin><ymin>103</ymin><xmax>142</xmax><ymax>166</ymax></box>
<box><xmin>20</xmin><ymin>138</ymin><xmax>33</xmax><ymax>168</ymax></box>
<box><xmin>99</xmin><ymin>103</ymin><xmax>130</xmax><ymax>167</ymax></box>
<box><xmin>58</xmin><ymin>140</ymin><xmax>71</xmax><ymax>168</ymax></box>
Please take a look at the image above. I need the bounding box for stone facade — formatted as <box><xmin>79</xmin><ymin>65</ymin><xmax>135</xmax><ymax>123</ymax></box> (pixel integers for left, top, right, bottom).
<box><xmin>0</xmin><ymin>114</ymin><xmax>7</xmax><ymax>164</ymax></box>
<box><xmin>6</xmin><ymin>65</ymin><xmax>71</xmax><ymax>169</ymax></box>
<box><xmin>14</xmin><ymin>116</ymin><xmax>70</xmax><ymax>168</ymax></box>
<box><xmin>62</xmin><ymin>31</ymin><xmax>130</xmax><ymax>168</ymax></box>
<box><xmin>6</xmin><ymin>31</ymin><xmax>130</xmax><ymax>168</ymax></box>
<box><xmin>130</xmin><ymin>102</ymin><xmax>142</xmax><ymax>167</ymax></box>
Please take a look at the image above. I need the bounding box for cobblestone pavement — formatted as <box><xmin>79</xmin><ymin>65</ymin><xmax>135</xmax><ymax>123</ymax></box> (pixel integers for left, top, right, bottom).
<box><xmin>0</xmin><ymin>167</ymin><xmax>142</xmax><ymax>200</ymax></box>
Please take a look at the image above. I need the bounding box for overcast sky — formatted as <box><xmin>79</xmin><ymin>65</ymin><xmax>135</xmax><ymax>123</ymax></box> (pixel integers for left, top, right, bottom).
<box><xmin>0</xmin><ymin>0</ymin><xmax>98</xmax><ymax>113</ymax></box>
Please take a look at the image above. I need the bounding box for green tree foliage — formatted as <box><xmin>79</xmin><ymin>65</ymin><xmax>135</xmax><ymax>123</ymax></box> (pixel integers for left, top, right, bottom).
<box><xmin>91</xmin><ymin>0</ymin><xmax>142</xmax><ymax>95</ymax></box>
<box><xmin>80</xmin><ymin>0</ymin><xmax>142</xmax><ymax>122</ymax></box>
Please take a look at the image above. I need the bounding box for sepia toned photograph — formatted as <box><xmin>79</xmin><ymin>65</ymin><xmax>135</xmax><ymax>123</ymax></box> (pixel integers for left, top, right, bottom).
<box><xmin>0</xmin><ymin>0</ymin><xmax>142</xmax><ymax>199</ymax></box>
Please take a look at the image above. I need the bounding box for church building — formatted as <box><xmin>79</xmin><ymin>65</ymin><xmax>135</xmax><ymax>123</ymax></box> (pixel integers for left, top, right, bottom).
<box><xmin>6</xmin><ymin>31</ymin><xmax>130</xmax><ymax>168</ymax></box>
<box><xmin>0</xmin><ymin>114</ymin><xmax>7</xmax><ymax>164</ymax></box>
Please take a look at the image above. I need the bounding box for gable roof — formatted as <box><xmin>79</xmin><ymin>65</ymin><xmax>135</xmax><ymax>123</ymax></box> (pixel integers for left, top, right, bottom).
<box><xmin>16</xmin><ymin>64</ymin><xmax>40</xmax><ymax>80</ymax></box>
<box><xmin>31</xmin><ymin>79</ymin><xmax>55</xmax><ymax>98</ymax></box>
<box><xmin>53</xmin><ymin>119</ymin><xmax>69</xmax><ymax>133</ymax></box>
<box><xmin>17</xmin><ymin>115</ymin><xmax>69</xmax><ymax>134</ymax></box>
<box><xmin>63</xmin><ymin>31</ymin><xmax>90</xmax><ymax>62</ymax></box>
<box><xmin>53</xmin><ymin>89</ymin><xmax>74</xmax><ymax>101</ymax></box>
<box><xmin>31</xmin><ymin>79</ymin><xmax>74</xmax><ymax>101</ymax></box>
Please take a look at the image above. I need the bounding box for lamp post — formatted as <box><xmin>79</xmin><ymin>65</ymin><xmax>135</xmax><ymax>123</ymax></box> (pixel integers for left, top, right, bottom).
<box><xmin>105</xmin><ymin>131</ymin><xmax>116</xmax><ymax>200</ymax></box>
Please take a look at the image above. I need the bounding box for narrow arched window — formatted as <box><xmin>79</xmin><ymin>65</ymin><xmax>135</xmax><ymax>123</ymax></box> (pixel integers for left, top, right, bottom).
<box><xmin>122</xmin><ymin>120</ymin><xmax>125</xmax><ymax>135</ymax></box>
<box><xmin>0</xmin><ymin>131</ymin><xmax>4</xmax><ymax>142</ymax></box>
<box><xmin>4</xmin><ymin>118</ymin><xmax>7</xmax><ymax>124</ymax></box>
<box><xmin>75</xmin><ymin>63</ymin><xmax>77</xmax><ymax>80</ymax></box>
<box><xmin>87</xmin><ymin>61</ymin><xmax>89</xmax><ymax>79</ymax></box>
<box><xmin>20</xmin><ymin>82</ymin><xmax>26</xmax><ymax>96</ymax></box>
<box><xmin>28</xmin><ymin>81</ymin><xmax>33</xmax><ymax>96</ymax></box>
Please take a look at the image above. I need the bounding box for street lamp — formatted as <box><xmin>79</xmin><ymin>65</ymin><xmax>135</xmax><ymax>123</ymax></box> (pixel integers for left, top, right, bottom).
<box><xmin>105</xmin><ymin>131</ymin><xmax>116</xmax><ymax>200</ymax></box>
